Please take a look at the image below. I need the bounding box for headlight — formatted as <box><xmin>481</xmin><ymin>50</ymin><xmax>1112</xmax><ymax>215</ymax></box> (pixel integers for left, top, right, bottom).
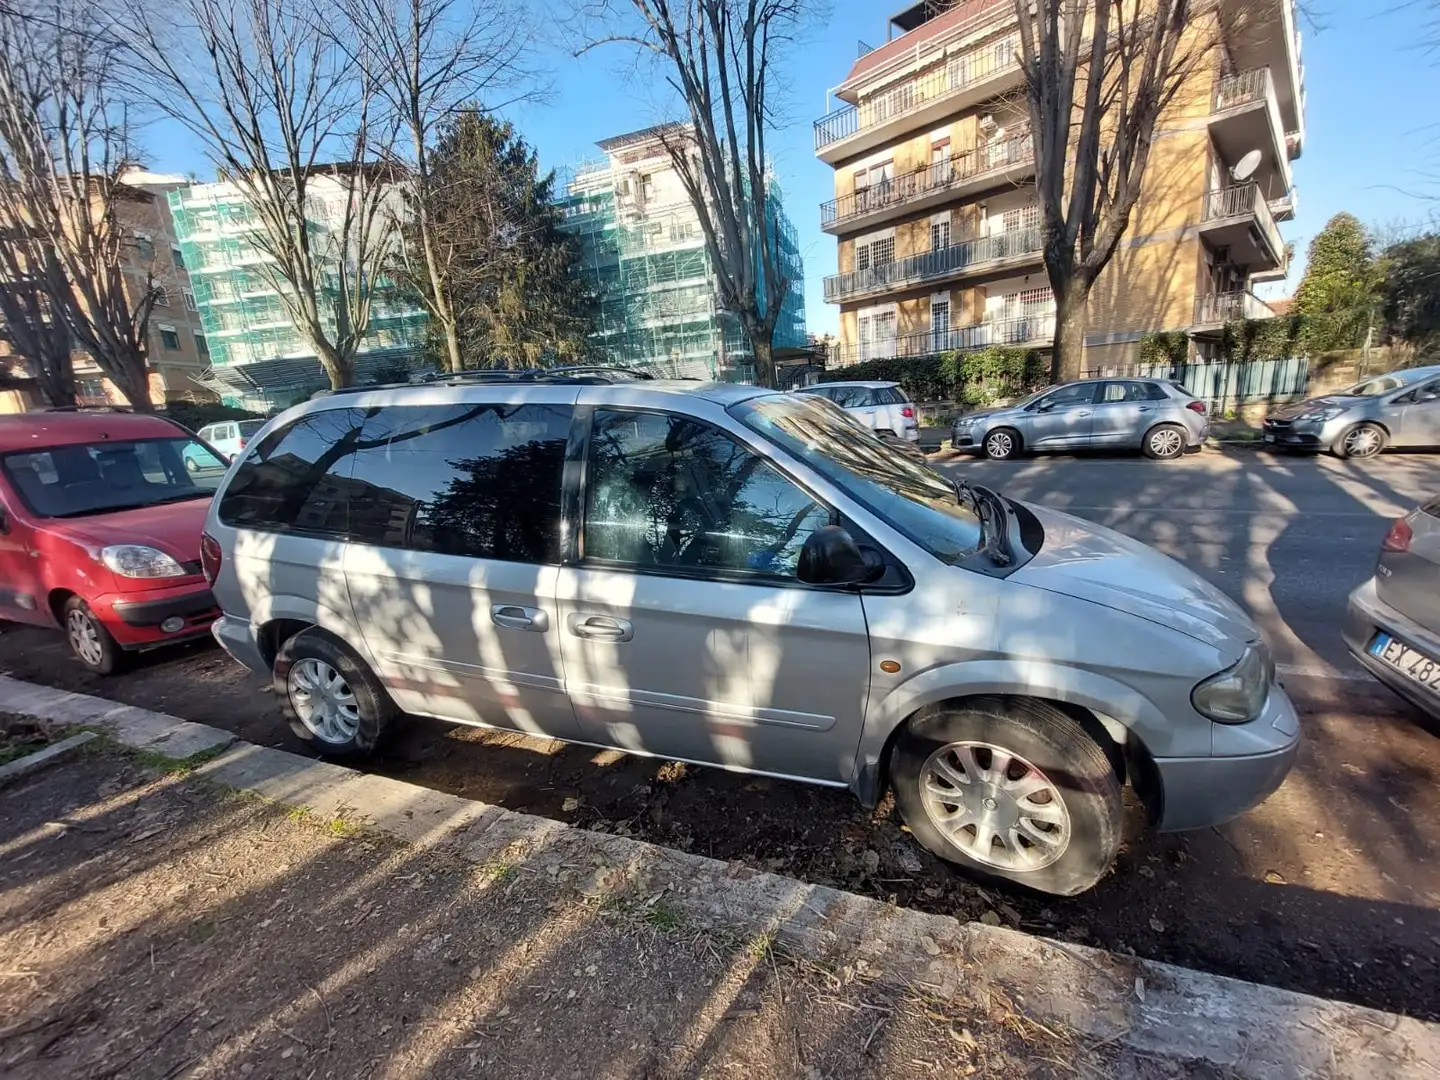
<box><xmin>100</xmin><ymin>544</ymin><xmax>187</xmax><ymax>579</ymax></box>
<box><xmin>954</xmin><ymin>417</ymin><xmax>977</xmax><ymax>428</ymax></box>
<box><xmin>1191</xmin><ymin>644</ymin><xmax>1273</xmax><ymax>724</ymax></box>
<box><xmin>1296</xmin><ymin>406</ymin><xmax>1344</xmax><ymax>422</ymax></box>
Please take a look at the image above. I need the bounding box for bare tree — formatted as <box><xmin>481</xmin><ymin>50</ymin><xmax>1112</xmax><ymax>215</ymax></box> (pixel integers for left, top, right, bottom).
<box><xmin>577</xmin><ymin>0</ymin><xmax>805</xmax><ymax>388</ymax></box>
<box><xmin>0</xmin><ymin>0</ymin><xmax>159</xmax><ymax>409</ymax></box>
<box><xmin>334</xmin><ymin>0</ymin><xmax>535</xmax><ymax>373</ymax></box>
<box><xmin>1013</xmin><ymin>0</ymin><xmax>1205</xmax><ymax>381</ymax></box>
<box><xmin>0</xmin><ymin>236</ymin><xmax>74</xmax><ymax>406</ymax></box>
<box><xmin>120</xmin><ymin>0</ymin><xmax>401</xmax><ymax>389</ymax></box>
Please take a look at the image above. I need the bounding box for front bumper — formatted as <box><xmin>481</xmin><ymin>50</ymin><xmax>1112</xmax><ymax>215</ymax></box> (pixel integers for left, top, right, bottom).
<box><xmin>950</xmin><ymin>429</ymin><xmax>980</xmax><ymax>450</ymax></box>
<box><xmin>91</xmin><ymin>581</ymin><xmax>219</xmax><ymax>649</ymax></box>
<box><xmin>1262</xmin><ymin>416</ymin><xmax>1347</xmax><ymax>450</ymax></box>
<box><xmin>1151</xmin><ymin>686</ymin><xmax>1300</xmax><ymax>831</ymax></box>
<box><xmin>1344</xmin><ymin>576</ymin><xmax>1440</xmax><ymax>721</ymax></box>
<box><xmin>211</xmin><ymin>613</ymin><xmax>270</xmax><ymax>675</ymax></box>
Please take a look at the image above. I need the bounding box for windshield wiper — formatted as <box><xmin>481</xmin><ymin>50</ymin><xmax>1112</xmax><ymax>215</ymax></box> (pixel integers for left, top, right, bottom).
<box><xmin>952</xmin><ymin>478</ymin><xmax>1013</xmax><ymax>567</ymax></box>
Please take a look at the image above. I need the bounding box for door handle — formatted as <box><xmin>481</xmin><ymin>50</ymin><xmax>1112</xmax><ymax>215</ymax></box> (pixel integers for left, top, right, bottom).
<box><xmin>1136</xmin><ymin>406</ymin><xmax>1152</xmax><ymax>413</ymax></box>
<box><xmin>566</xmin><ymin>613</ymin><xmax>634</xmax><ymax>642</ymax></box>
<box><xmin>490</xmin><ymin>605</ymin><xmax>549</xmax><ymax>633</ymax></box>
<box><xmin>1075</xmin><ymin>410</ymin><xmax>1092</xmax><ymax>417</ymax></box>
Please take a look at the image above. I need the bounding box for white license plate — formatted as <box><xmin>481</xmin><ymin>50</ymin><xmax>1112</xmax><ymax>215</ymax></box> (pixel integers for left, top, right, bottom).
<box><xmin>1369</xmin><ymin>632</ymin><xmax>1440</xmax><ymax>692</ymax></box>
<box><xmin>1263</xmin><ymin>433</ymin><xmax>1276</xmax><ymax>443</ymax></box>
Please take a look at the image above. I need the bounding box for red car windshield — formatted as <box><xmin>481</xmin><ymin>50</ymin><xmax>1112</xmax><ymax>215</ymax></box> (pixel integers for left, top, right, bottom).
<box><xmin>2</xmin><ymin>437</ymin><xmax>227</xmax><ymax>518</ymax></box>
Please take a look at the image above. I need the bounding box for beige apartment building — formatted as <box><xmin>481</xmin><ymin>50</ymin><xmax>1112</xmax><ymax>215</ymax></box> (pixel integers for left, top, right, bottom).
<box><xmin>0</xmin><ymin>171</ymin><xmax>212</xmax><ymax>414</ymax></box>
<box><xmin>814</xmin><ymin>0</ymin><xmax>1304</xmax><ymax>372</ymax></box>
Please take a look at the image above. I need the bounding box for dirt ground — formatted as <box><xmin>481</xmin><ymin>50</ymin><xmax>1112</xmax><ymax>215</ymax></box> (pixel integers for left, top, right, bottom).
<box><xmin>0</xmin><ymin>750</ymin><xmax>1219</xmax><ymax>1080</ymax></box>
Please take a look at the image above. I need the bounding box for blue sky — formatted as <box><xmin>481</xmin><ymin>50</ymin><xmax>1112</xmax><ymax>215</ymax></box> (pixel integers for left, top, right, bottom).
<box><xmin>148</xmin><ymin>0</ymin><xmax>1440</xmax><ymax>337</ymax></box>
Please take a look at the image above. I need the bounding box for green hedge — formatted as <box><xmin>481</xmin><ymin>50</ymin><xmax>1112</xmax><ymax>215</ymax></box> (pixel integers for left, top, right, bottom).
<box><xmin>1141</xmin><ymin>314</ymin><xmax>1368</xmax><ymax>365</ymax></box>
<box><xmin>819</xmin><ymin>347</ymin><xmax>1046</xmax><ymax>406</ymax></box>
<box><xmin>1139</xmin><ymin>331</ymin><xmax>1189</xmax><ymax>366</ymax></box>
<box><xmin>817</xmin><ymin>355</ymin><xmax>949</xmax><ymax>400</ymax></box>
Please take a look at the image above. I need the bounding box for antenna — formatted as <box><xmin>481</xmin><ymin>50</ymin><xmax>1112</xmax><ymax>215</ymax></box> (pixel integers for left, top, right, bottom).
<box><xmin>1231</xmin><ymin>149</ymin><xmax>1262</xmax><ymax>183</ymax></box>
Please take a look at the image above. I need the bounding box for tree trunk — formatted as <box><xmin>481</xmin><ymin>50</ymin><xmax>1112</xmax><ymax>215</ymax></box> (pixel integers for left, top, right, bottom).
<box><xmin>1050</xmin><ymin>284</ymin><xmax>1090</xmax><ymax>383</ymax></box>
<box><xmin>441</xmin><ymin>316</ymin><xmax>462</xmax><ymax>373</ymax></box>
<box><xmin>316</xmin><ymin>341</ymin><xmax>354</xmax><ymax>389</ymax></box>
<box><xmin>751</xmin><ymin>334</ymin><xmax>777</xmax><ymax>389</ymax></box>
<box><xmin>35</xmin><ymin>352</ymin><xmax>77</xmax><ymax>408</ymax></box>
<box><xmin>109</xmin><ymin>352</ymin><xmax>154</xmax><ymax>411</ymax></box>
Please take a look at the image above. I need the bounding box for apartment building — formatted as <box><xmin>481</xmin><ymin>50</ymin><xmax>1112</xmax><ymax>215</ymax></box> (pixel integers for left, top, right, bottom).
<box><xmin>168</xmin><ymin>175</ymin><xmax>427</xmax><ymax>411</ymax></box>
<box><xmin>814</xmin><ymin>0</ymin><xmax>1304</xmax><ymax>372</ymax></box>
<box><xmin>558</xmin><ymin>124</ymin><xmax>806</xmax><ymax>382</ymax></box>
<box><xmin>0</xmin><ymin>171</ymin><xmax>212</xmax><ymax>413</ymax></box>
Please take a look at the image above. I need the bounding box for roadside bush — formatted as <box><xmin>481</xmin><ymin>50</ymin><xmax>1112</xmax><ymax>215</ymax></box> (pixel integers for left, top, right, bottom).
<box><xmin>1139</xmin><ymin>331</ymin><xmax>1189</xmax><ymax>367</ymax></box>
<box><xmin>940</xmin><ymin>346</ymin><xmax>1047</xmax><ymax>408</ymax></box>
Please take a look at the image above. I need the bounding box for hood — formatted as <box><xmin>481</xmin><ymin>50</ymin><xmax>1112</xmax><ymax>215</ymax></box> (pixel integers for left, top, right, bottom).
<box><xmin>47</xmin><ymin>496</ymin><xmax>211</xmax><ymax>563</ymax></box>
<box><xmin>954</xmin><ymin>406</ymin><xmax>1012</xmax><ymax>425</ymax></box>
<box><xmin>1267</xmin><ymin>394</ymin><xmax>1359</xmax><ymax>420</ymax></box>
<box><xmin>1010</xmin><ymin>503</ymin><xmax>1257</xmax><ymax>653</ymax></box>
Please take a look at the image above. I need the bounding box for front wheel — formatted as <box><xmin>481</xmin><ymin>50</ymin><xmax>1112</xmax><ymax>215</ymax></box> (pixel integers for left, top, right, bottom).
<box><xmin>184</xmin><ymin>457</ymin><xmax>201</xmax><ymax>474</ymax></box>
<box><xmin>63</xmin><ymin>596</ymin><xmax>124</xmax><ymax>675</ymax></box>
<box><xmin>1143</xmin><ymin>423</ymin><xmax>1187</xmax><ymax>460</ymax></box>
<box><xmin>274</xmin><ymin>629</ymin><xmax>398</xmax><ymax>758</ymax></box>
<box><xmin>1334</xmin><ymin>422</ymin><xmax>1386</xmax><ymax>459</ymax></box>
<box><xmin>983</xmin><ymin>428</ymin><xmax>1021</xmax><ymax>460</ymax></box>
<box><xmin>891</xmin><ymin>697</ymin><xmax>1123</xmax><ymax>896</ymax></box>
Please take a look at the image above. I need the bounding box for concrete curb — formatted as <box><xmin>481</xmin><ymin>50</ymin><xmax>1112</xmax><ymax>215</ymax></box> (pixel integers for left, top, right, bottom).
<box><xmin>2</xmin><ymin>674</ymin><xmax>1437</xmax><ymax>1079</ymax></box>
<box><xmin>0</xmin><ymin>731</ymin><xmax>98</xmax><ymax>786</ymax></box>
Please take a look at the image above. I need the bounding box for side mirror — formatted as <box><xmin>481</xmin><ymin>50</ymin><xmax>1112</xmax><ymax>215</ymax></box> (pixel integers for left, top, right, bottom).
<box><xmin>798</xmin><ymin>525</ymin><xmax>884</xmax><ymax>586</ymax></box>
<box><xmin>1032</xmin><ymin>399</ymin><xmax>1055</xmax><ymax>413</ymax></box>
<box><xmin>1419</xmin><ymin>389</ymin><xmax>1440</xmax><ymax>403</ymax></box>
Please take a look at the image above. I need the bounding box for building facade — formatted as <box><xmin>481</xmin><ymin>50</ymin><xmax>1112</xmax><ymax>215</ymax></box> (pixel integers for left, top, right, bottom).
<box><xmin>558</xmin><ymin>125</ymin><xmax>806</xmax><ymax>382</ymax></box>
<box><xmin>814</xmin><ymin>0</ymin><xmax>1304</xmax><ymax>372</ymax></box>
<box><xmin>168</xmin><ymin>175</ymin><xmax>427</xmax><ymax>411</ymax></box>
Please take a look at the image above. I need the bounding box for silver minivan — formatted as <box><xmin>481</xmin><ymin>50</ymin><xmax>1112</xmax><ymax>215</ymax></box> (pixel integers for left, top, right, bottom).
<box><xmin>202</xmin><ymin>375</ymin><xmax>1298</xmax><ymax>896</ymax></box>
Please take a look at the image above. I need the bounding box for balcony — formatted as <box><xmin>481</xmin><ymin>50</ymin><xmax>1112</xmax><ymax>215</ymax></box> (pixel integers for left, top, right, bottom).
<box><xmin>834</xmin><ymin>313</ymin><xmax>1056</xmax><ymax>366</ymax></box>
<box><xmin>1210</xmin><ymin>67</ymin><xmax>1294</xmax><ymax>220</ymax></box>
<box><xmin>1218</xmin><ymin>0</ymin><xmax>1304</xmax><ymax>153</ymax></box>
<box><xmin>813</xmin><ymin>35</ymin><xmax>1023</xmax><ymax>164</ymax></box>
<box><xmin>1198</xmin><ymin>184</ymin><xmax>1284</xmax><ymax>273</ymax></box>
<box><xmin>824</xmin><ymin>227</ymin><xmax>1042</xmax><ymax>304</ymax></box>
<box><xmin>820</xmin><ymin>133</ymin><xmax>1034</xmax><ymax>234</ymax></box>
<box><xmin>1192</xmin><ymin>291</ymin><xmax>1274</xmax><ymax>327</ymax></box>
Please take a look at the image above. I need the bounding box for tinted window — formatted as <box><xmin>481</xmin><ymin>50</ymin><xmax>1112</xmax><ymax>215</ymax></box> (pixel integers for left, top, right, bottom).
<box><xmin>584</xmin><ymin>409</ymin><xmax>829</xmax><ymax>578</ymax></box>
<box><xmin>799</xmin><ymin>386</ymin><xmax>836</xmax><ymax>401</ymax></box>
<box><xmin>1099</xmin><ymin>381</ymin><xmax>1160</xmax><ymax>403</ymax></box>
<box><xmin>238</xmin><ymin>420</ymin><xmax>267</xmax><ymax>437</ymax></box>
<box><xmin>347</xmin><ymin>403</ymin><xmax>571</xmax><ymax>563</ymax></box>
<box><xmin>831</xmin><ymin>386</ymin><xmax>876</xmax><ymax>408</ymax></box>
<box><xmin>3</xmin><ymin>438</ymin><xmax>225</xmax><ymax>518</ymax></box>
<box><xmin>1037</xmin><ymin>383</ymin><xmax>1097</xmax><ymax>408</ymax></box>
<box><xmin>874</xmin><ymin>386</ymin><xmax>909</xmax><ymax>405</ymax></box>
<box><xmin>217</xmin><ymin>408</ymin><xmax>366</xmax><ymax>535</ymax></box>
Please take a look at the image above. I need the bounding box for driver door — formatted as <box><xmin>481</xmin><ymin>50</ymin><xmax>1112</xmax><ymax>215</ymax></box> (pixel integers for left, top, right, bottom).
<box><xmin>1391</xmin><ymin>378</ymin><xmax>1440</xmax><ymax>447</ymax></box>
<box><xmin>1024</xmin><ymin>381</ymin><xmax>1099</xmax><ymax>448</ymax></box>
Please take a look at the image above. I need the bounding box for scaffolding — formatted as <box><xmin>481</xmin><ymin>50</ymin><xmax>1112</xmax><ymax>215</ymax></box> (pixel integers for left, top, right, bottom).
<box><xmin>557</xmin><ymin>145</ymin><xmax>806</xmax><ymax>382</ymax></box>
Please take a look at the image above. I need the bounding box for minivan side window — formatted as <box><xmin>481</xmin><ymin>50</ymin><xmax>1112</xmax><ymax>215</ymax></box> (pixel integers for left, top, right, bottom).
<box><xmin>347</xmin><ymin>403</ymin><xmax>571</xmax><ymax>563</ymax></box>
<box><xmin>583</xmin><ymin>409</ymin><xmax>829</xmax><ymax>578</ymax></box>
<box><xmin>217</xmin><ymin>408</ymin><xmax>366</xmax><ymax>536</ymax></box>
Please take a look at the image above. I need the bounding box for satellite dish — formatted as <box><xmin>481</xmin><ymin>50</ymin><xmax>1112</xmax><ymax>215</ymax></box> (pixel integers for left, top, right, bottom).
<box><xmin>1231</xmin><ymin>149</ymin><xmax>1262</xmax><ymax>183</ymax></box>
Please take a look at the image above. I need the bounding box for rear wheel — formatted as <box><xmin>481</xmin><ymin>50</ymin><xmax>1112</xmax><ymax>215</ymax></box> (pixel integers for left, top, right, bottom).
<box><xmin>983</xmin><ymin>428</ymin><xmax>1021</xmax><ymax>460</ymax></box>
<box><xmin>1334</xmin><ymin>422</ymin><xmax>1386</xmax><ymax>459</ymax></box>
<box><xmin>891</xmin><ymin>697</ymin><xmax>1123</xmax><ymax>896</ymax></box>
<box><xmin>62</xmin><ymin>596</ymin><xmax>123</xmax><ymax>675</ymax></box>
<box><xmin>1143</xmin><ymin>423</ymin><xmax>1186</xmax><ymax>460</ymax></box>
<box><xmin>274</xmin><ymin>629</ymin><xmax>397</xmax><ymax>758</ymax></box>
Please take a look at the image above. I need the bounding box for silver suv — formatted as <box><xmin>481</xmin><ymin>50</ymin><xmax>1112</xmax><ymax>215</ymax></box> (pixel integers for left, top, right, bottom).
<box><xmin>202</xmin><ymin>374</ymin><xmax>1298</xmax><ymax>896</ymax></box>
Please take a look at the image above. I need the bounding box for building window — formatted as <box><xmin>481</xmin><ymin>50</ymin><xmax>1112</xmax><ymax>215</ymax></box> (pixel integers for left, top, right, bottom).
<box><xmin>183</xmin><ymin>288</ymin><xmax>197</xmax><ymax>312</ymax></box>
<box><xmin>930</xmin><ymin>216</ymin><xmax>951</xmax><ymax>251</ymax></box>
<box><xmin>152</xmin><ymin>285</ymin><xmax>169</xmax><ymax>307</ymax></box>
<box><xmin>134</xmin><ymin>233</ymin><xmax>154</xmax><ymax>260</ymax></box>
<box><xmin>855</xmin><ymin>234</ymin><xmax>895</xmax><ymax>273</ymax></box>
<box><xmin>172</xmin><ymin>246</ymin><xmax>185</xmax><ymax>269</ymax></box>
<box><xmin>1002</xmin><ymin>203</ymin><xmax>1041</xmax><ymax>233</ymax></box>
<box><xmin>931</xmin><ymin>296</ymin><xmax>951</xmax><ymax>351</ymax></box>
<box><xmin>159</xmin><ymin>328</ymin><xmax>180</xmax><ymax>351</ymax></box>
<box><xmin>857</xmin><ymin>308</ymin><xmax>897</xmax><ymax>361</ymax></box>
<box><xmin>76</xmin><ymin>376</ymin><xmax>107</xmax><ymax>400</ymax></box>
<box><xmin>195</xmin><ymin>332</ymin><xmax>209</xmax><ymax>358</ymax></box>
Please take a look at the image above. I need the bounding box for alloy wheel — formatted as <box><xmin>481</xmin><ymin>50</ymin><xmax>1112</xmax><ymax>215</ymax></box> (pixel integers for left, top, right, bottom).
<box><xmin>288</xmin><ymin>658</ymin><xmax>361</xmax><ymax>744</ymax></box>
<box><xmin>919</xmin><ymin>740</ymin><xmax>1072</xmax><ymax>872</ymax></box>
<box><xmin>1343</xmin><ymin>426</ymin><xmax>1382</xmax><ymax>457</ymax></box>
<box><xmin>1149</xmin><ymin>427</ymin><xmax>1184</xmax><ymax>458</ymax></box>
<box><xmin>985</xmin><ymin>431</ymin><xmax>1014</xmax><ymax>458</ymax></box>
<box><xmin>66</xmin><ymin>609</ymin><xmax>103</xmax><ymax>667</ymax></box>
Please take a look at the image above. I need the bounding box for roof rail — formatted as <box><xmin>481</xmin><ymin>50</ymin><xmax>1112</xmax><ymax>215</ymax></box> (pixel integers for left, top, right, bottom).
<box><xmin>310</xmin><ymin>365</ymin><xmax>658</xmax><ymax>399</ymax></box>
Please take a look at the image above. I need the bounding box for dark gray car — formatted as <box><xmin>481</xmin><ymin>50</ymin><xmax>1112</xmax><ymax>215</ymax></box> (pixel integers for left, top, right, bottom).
<box><xmin>951</xmin><ymin>378</ymin><xmax>1209</xmax><ymax>460</ymax></box>
<box><xmin>1263</xmin><ymin>365</ymin><xmax>1440</xmax><ymax>458</ymax></box>
<box><xmin>1345</xmin><ymin>495</ymin><xmax>1440</xmax><ymax>721</ymax></box>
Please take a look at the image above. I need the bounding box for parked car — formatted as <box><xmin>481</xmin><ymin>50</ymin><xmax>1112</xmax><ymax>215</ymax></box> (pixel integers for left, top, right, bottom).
<box><xmin>0</xmin><ymin>411</ymin><xmax>227</xmax><ymax>672</ymax></box>
<box><xmin>195</xmin><ymin>418</ymin><xmax>267</xmax><ymax>463</ymax></box>
<box><xmin>951</xmin><ymin>377</ymin><xmax>1208</xmax><ymax>460</ymax></box>
<box><xmin>796</xmin><ymin>381</ymin><xmax>919</xmax><ymax>443</ymax></box>
<box><xmin>1344</xmin><ymin>495</ymin><xmax>1440</xmax><ymax>721</ymax></box>
<box><xmin>1262</xmin><ymin>364</ymin><xmax>1440</xmax><ymax>458</ymax></box>
<box><xmin>203</xmin><ymin>375</ymin><xmax>1296</xmax><ymax>896</ymax></box>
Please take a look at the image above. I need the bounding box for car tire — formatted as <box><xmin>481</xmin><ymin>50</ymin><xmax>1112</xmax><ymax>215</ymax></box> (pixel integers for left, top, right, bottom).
<box><xmin>274</xmin><ymin>629</ymin><xmax>398</xmax><ymax>758</ymax></box>
<box><xmin>62</xmin><ymin>596</ymin><xmax>124</xmax><ymax>675</ymax></box>
<box><xmin>1142</xmin><ymin>423</ymin><xmax>1187</xmax><ymax>460</ymax></box>
<box><xmin>1333</xmin><ymin>422</ymin><xmax>1386</xmax><ymax>459</ymax></box>
<box><xmin>184</xmin><ymin>457</ymin><xmax>201</xmax><ymax>474</ymax></box>
<box><xmin>891</xmin><ymin>697</ymin><xmax>1123</xmax><ymax>896</ymax></box>
<box><xmin>983</xmin><ymin>428</ymin><xmax>1021</xmax><ymax>460</ymax></box>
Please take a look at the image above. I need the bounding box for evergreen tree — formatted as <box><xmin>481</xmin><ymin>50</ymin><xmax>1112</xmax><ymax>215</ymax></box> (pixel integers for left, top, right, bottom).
<box><xmin>1381</xmin><ymin>233</ymin><xmax>1440</xmax><ymax>349</ymax></box>
<box><xmin>1292</xmin><ymin>213</ymin><xmax>1382</xmax><ymax>352</ymax></box>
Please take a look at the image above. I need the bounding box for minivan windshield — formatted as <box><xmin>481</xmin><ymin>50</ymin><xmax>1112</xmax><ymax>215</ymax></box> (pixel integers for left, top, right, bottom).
<box><xmin>1</xmin><ymin>438</ymin><xmax>227</xmax><ymax>518</ymax></box>
<box><xmin>733</xmin><ymin>395</ymin><xmax>984</xmax><ymax>563</ymax></box>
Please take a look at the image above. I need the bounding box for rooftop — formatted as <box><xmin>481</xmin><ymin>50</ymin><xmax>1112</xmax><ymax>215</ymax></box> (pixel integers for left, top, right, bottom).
<box><xmin>844</xmin><ymin>0</ymin><xmax>1007</xmax><ymax>86</ymax></box>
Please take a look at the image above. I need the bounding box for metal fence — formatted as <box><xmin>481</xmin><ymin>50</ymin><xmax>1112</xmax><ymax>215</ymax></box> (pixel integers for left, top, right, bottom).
<box><xmin>1108</xmin><ymin>357</ymin><xmax>1311</xmax><ymax>411</ymax></box>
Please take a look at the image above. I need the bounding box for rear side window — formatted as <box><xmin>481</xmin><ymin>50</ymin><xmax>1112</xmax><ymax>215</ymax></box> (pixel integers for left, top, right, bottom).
<box><xmin>830</xmin><ymin>386</ymin><xmax>874</xmax><ymax>408</ymax></box>
<box><xmin>346</xmin><ymin>403</ymin><xmax>571</xmax><ymax>563</ymax></box>
<box><xmin>217</xmin><ymin>408</ymin><xmax>365</xmax><ymax>536</ymax></box>
<box><xmin>874</xmin><ymin>386</ymin><xmax>909</xmax><ymax>405</ymax></box>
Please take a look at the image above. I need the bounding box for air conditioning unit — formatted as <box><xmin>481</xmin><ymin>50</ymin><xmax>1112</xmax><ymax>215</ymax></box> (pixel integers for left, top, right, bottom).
<box><xmin>978</xmin><ymin>115</ymin><xmax>998</xmax><ymax>134</ymax></box>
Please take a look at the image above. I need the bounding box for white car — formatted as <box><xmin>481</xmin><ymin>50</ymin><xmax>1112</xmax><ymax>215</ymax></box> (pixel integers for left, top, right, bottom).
<box><xmin>195</xmin><ymin>419</ymin><xmax>267</xmax><ymax>464</ymax></box>
<box><xmin>797</xmin><ymin>381</ymin><xmax>919</xmax><ymax>442</ymax></box>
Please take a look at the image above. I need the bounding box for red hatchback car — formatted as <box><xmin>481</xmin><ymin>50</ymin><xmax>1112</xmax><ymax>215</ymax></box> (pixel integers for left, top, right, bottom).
<box><xmin>0</xmin><ymin>410</ymin><xmax>230</xmax><ymax>672</ymax></box>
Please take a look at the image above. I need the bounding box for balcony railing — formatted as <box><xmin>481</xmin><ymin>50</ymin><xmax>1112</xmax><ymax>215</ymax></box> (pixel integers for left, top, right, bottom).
<box><xmin>824</xmin><ymin>227</ymin><xmax>1042</xmax><ymax>303</ymax></box>
<box><xmin>1215</xmin><ymin>67</ymin><xmax>1270</xmax><ymax>112</ymax></box>
<box><xmin>1201</xmin><ymin>183</ymin><xmax>1282</xmax><ymax>262</ymax></box>
<box><xmin>836</xmin><ymin>312</ymin><xmax>1056</xmax><ymax>366</ymax></box>
<box><xmin>820</xmin><ymin>133</ymin><xmax>1033</xmax><ymax>229</ymax></box>
<box><xmin>814</xmin><ymin>35</ymin><xmax>1019</xmax><ymax>151</ymax></box>
<box><xmin>1193</xmin><ymin>291</ymin><xmax>1274</xmax><ymax>324</ymax></box>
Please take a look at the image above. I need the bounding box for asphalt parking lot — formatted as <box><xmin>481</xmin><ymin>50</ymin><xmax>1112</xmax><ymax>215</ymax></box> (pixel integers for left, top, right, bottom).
<box><xmin>2</xmin><ymin>446</ymin><xmax>1437</xmax><ymax>1018</ymax></box>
